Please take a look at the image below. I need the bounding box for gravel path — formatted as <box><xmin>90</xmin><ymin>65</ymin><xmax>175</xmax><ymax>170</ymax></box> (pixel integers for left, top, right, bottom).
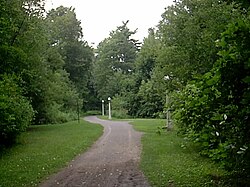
<box><xmin>40</xmin><ymin>116</ymin><xmax>150</xmax><ymax>187</ymax></box>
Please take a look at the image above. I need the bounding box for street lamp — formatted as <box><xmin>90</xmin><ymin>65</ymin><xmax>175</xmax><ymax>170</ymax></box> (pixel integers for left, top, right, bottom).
<box><xmin>164</xmin><ymin>75</ymin><xmax>172</xmax><ymax>130</ymax></box>
<box><xmin>165</xmin><ymin>92</ymin><xmax>171</xmax><ymax>129</ymax></box>
<box><xmin>108</xmin><ymin>97</ymin><xmax>112</xmax><ymax>119</ymax></box>
<box><xmin>77</xmin><ymin>99</ymin><xmax>80</xmax><ymax>123</ymax></box>
<box><xmin>101</xmin><ymin>100</ymin><xmax>105</xmax><ymax>116</ymax></box>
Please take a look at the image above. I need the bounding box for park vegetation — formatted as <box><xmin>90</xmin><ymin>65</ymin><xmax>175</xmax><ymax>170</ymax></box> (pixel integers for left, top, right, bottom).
<box><xmin>0</xmin><ymin>121</ymin><xmax>103</xmax><ymax>187</ymax></box>
<box><xmin>0</xmin><ymin>1</ymin><xmax>95</xmax><ymax>146</ymax></box>
<box><xmin>0</xmin><ymin>0</ymin><xmax>249</xmax><ymax>184</ymax></box>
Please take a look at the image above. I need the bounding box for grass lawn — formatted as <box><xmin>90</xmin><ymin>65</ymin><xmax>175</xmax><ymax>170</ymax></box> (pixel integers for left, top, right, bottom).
<box><xmin>0</xmin><ymin>120</ymin><xmax>103</xmax><ymax>187</ymax></box>
<box><xmin>131</xmin><ymin>119</ymin><xmax>229</xmax><ymax>187</ymax></box>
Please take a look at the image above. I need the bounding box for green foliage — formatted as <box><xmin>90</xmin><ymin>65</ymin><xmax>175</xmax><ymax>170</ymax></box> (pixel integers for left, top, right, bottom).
<box><xmin>45</xmin><ymin>6</ymin><xmax>94</xmax><ymax>111</ymax></box>
<box><xmin>93</xmin><ymin>21</ymin><xmax>140</xmax><ymax>100</ymax></box>
<box><xmin>173</xmin><ymin>18</ymin><xmax>250</xmax><ymax>181</ymax></box>
<box><xmin>0</xmin><ymin>45</ymin><xmax>27</xmax><ymax>75</ymax></box>
<box><xmin>0</xmin><ymin>1</ymin><xmax>94</xmax><ymax>147</ymax></box>
<box><xmin>46</xmin><ymin>6</ymin><xmax>83</xmax><ymax>45</ymax></box>
<box><xmin>158</xmin><ymin>0</ymin><xmax>242</xmax><ymax>82</ymax></box>
<box><xmin>134</xmin><ymin>28</ymin><xmax>160</xmax><ymax>82</ymax></box>
<box><xmin>131</xmin><ymin>119</ymin><xmax>228</xmax><ymax>186</ymax></box>
<box><xmin>110</xmin><ymin>95</ymin><xmax>130</xmax><ymax>119</ymax></box>
<box><xmin>41</xmin><ymin>68</ymin><xmax>80</xmax><ymax>123</ymax></box>
<box><xmin>136</xmin><ymin>80</ymin><xmax>164</xmax><ymax>118</ymax></box>
<box><xmin>127</xmin><ymin>0</ymin><xmax>244</xmax><ymax>118</ymax></box>
<box><xmin>0</xmin><ymin>75</ymin><xmax>34</xmax><ymax>145</ymax></box>
<box><xmin>83</xmin><ymin>110</ymin><xmax>102</xmax><ymax>116</ymax></box>
<box><xmin>0</xmin><ymin>0</ymin><xmax>44</xmax><ymax>143</ymax></box>
<box><xmin>1</xmin><ymin>0</ymin><xmax>249</xmax><ymax>182</ymax></box>
<box><xmin>126</xmin><ymin>29</ymin><xmax>163</xmax><ymax>118</ymax></box>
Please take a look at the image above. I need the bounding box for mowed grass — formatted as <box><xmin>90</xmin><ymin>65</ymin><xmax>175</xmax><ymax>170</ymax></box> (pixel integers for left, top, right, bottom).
<box><xmin>131</xmin><ymin>119</ymin><xmax>228</xmax><ymax>187</ymax></box>
<box><xmin>0</xmin><ymin>120</ymin><xmax>103</xmax><ymax>187</ymax></box>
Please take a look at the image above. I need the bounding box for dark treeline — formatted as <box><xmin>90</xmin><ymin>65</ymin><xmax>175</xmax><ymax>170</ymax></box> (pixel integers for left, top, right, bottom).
<box><xmin>0</xmin><ymin>1</ymin><xmax>96</xmax><ymax>145</ymax></box>
<box><xmin>0</xmin><ymin>0</ymin><xmax>249</xmax><ymax>184</ymax></box>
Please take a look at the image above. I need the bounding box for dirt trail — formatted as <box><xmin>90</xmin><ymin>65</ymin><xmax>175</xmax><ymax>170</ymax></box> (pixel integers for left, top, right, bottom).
<box><xmin>40</xmin><ymin>116</ymin><xmax>150</xmax><ymax>187</ymax></box>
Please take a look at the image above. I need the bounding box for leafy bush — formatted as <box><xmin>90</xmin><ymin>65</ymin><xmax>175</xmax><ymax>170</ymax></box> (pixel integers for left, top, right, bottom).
<box><xmin>173</xmin><ymin>19</ymin><xmax>250</xmax><ymax>181</ymax></box>
<box><xmin>110</xmin><ymin>95</ymin><xmax>130</xmax><ymax>119</ymax></box>
<box><xmin>111</xmin><ymin>110</ymin><xmax>130</xmax><ymax>119</ymax></box>
<box><xmin>136</xmin><ymin>80</ymin><xmax>164</xmax><ymax>118</ymax></box>
<box><xmin>45</xmin><ymin>102</ymin><xmax>78</xmax><ymax>124</ymax></box>
<box><xmin>0</xmin><ymin>75</ymin><xmax>34</xmax><ymax>145</ymax></box>
<box><xmin>83</xmin><ymin>110</ymin><xmax>102</xmax><ymax>116</ymax></box>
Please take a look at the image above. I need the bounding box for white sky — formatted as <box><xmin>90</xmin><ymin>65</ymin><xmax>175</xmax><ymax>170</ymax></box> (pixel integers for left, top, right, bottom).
<box><xmin>45</xmin><ymin>0</ymin><xmax>174</xmax><ymax>47</ymax></box>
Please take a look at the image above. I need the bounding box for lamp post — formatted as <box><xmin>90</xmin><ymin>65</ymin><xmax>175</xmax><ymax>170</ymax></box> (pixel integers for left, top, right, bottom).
<box><xmin>165</xmin><ymin>91</ymin><xmax>171</xmax><ymax>129</ymax></box>
<box><xmin>108</xmin><ymin>97</ymin><xmax>112</xmax><ymax>119</ymax></box>
<box><xmin>164</xmin><ymin>75</ymin><xmax>172</xmax><ymax>130</ymax></box>
<box><xmin>102</xmin><ymin>100</ymin><xmax>105</xmax><ymax>116</ymax></box>
<box><xmin>77</xmin><ymin>99</ymin><xmax>80</xmax><ymax>123</ymax></box>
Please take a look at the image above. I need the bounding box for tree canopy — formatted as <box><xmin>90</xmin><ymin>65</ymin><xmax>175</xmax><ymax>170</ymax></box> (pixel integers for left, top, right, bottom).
<box><xmin>0</xmin><ymin>1</ymin><xmax>93</xmax><ymax>144</ymax></box>
<box><xmin>1</xmin><ymin>0</ymin><xmax>249</xmax><ymax>182</ymax></box>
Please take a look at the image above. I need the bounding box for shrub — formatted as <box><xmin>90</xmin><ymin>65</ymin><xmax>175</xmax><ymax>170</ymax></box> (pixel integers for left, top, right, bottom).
<box><xmin>173</xmin><ymin>19</ymin><xmax>250</xmax><ymax>181</ymax></box>
<box><xmin>0</xmin><ymin>75</ymin><xmax>34</xmax><ymax>145</ymax></box>
<box><xmin>110</xmin><ymin>95</ymin><xmax>130</xmax><ymax>119</ymax></box>
<box><xmin>111</xmin><ymin>109</ymin><xmax>130</xmax><ymax>119</ymax></box>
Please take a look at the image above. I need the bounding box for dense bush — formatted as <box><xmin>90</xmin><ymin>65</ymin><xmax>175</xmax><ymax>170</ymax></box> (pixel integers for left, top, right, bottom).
<box><xmin>173</xmin><ymin>19</ymin><xmax>250</xmax><ymax>180</ymax></box>
<box><xmin>110</xmin><ymin>95</ymin><xmax>130</xmax><ymax>119</ymax></box>
<box><xmin>0</xmin><ymin>75</ymin><xmax>34</xmax><ymax>145</ymax></box>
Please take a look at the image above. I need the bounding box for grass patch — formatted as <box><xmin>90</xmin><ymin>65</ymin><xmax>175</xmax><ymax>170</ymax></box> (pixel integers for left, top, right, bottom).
<box><xmin>82</xmin><ymin>110</ymin><xmax>102</xmax><ymax>116</ymax></box>
<box><xmin>131</xmin><ymin>119</ymin><xmax>229</xmax><ymax>187</ymax></box>
<box><xmin>0</xmin><ymin>120</ymin><xmax>103</xmax><ymax>187</ymax></box>
<box><xmin>97</xmin><ymin>115</ymin><xmax>125</xmax><ymax>121</ymax></box>
<box><xmin>97</xmin><ymin>115</ymin><xmax>137</xmax><ymax>121</ymax></box>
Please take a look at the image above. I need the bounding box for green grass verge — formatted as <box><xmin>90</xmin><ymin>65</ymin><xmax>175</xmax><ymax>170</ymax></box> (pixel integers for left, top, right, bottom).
<box><xmin>97</xmin><ymin>115</ymin><xmax>126</xmax><ymax>120</ymax></box>
<box><xmin>0</xmin><ymin>120</ymin><xmax>103</xmax><ymax>187</ymax></box>
<box><xmin>97</xmin><ymin>115</ymin><xmax>137</xmax><ymax>121</ymax></box>
<box><xmin>131</xmin><ymin>119</ymin><xmax>229</xmax><ymax>187</ymax></box>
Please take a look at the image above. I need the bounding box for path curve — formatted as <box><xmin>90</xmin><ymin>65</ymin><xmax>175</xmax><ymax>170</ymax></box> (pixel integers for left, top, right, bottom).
<box><xmin>40</xmin><ymin>116</ymin><xmax>150</xmax><ymax>187</ymax></box>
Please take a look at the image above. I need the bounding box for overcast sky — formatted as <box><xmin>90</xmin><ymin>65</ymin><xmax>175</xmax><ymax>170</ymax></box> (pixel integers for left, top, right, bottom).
<box><xmin>45</xmin><ymin>0</ymin><xmax>174</xmax><ymax>47</ymax></box>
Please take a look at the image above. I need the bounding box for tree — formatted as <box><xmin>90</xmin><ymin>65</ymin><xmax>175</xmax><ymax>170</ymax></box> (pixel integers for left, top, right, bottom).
<box><xmin>126</xmin><ymin>29</ymin><xmax>162</xmax><ymax>117</ymax></box>
<box><xmin>46</xmin><ymin>6</ymin><xmax>94</xmax><ymax>111</ymax></box>
<box><xmin>0</xmin><ymin>0</ymin><xmax>44</xmax><ymax>144</ymax></box>
<box><xmin>134</xmin><ymin>28</ymin><xmax>160</xmax><ymax>83</ymax></box>
<box><xmin>93</xmin><ymin>21</ymin><xmax>140</xmax><ymax>100</ymax></box>
<box><xmin>156</xmin><ymin>0</ymin><xmax>243</xmax><ymax>84</ymax></box>
<box><xmin>136</xmin><ymin>80</ymin><xmax>163</xmax><ymax>118</ymax></box>
<box><xmin>173</xmin><ymin>18</ymin><xmax>250</xmax><ymax>182</ymax></box>
<box><xmin>132</xmin><ymin>0</ymin><xmax>244</xmax><ymax>118</ymax></box>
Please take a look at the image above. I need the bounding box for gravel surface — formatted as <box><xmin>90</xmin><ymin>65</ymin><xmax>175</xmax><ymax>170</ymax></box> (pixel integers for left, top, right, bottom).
<box><xmin>40</xmin><ymin>116</ymin><xmax>150</xmax><ymax>187</ymax></box>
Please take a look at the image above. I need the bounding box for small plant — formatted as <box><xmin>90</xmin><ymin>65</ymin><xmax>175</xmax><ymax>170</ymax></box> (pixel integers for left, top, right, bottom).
<box><xmin>156</xmin><ymin>126</ymin><xmax>163</xmax><ymax>135</ymax></box>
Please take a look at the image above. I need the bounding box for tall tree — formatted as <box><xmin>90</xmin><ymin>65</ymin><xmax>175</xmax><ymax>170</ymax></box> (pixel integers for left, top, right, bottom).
<box><xmin>173</xmin><ymin>18</ymin><xmax>250</xmax><ymax>181</ymax></box>
<box><xmin>46</xmin><ymin>6</ymin><xmax>94</xmax><ymax>111</ymax></box>
<box><xmin>157</xmin><ymin>0</ymin><xmax>243</xmax><ymax>85</ymax></box>
<box><xmin>0</xmin><ymin>0</ymin><xmax>45</xmax><ymax>144</ymax></box>
<box><xmin>93</xmin><ymin>21</ymin><xmax>140</xmax><ymax>100</ymax></box>
<box><xmin>132</xmin><ymin>0</ymin><xmax>244</xmax><ymax>118</ymax></box>
<box><xmin>134</xmin><ymin>28</ymin><xmax>160</xmax><ymax>83</ymax></box>
<box><xmin>127</xmin><ymin>29</ymin><xmax>162</xmax><ymax>117</ymax></box>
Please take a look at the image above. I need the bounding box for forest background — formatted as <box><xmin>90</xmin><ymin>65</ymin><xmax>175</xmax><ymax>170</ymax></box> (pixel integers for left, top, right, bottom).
<box><xmin>0</xmin><ymin>0</ymin><xmax>249</xmax><ymax>181</ymax></box>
